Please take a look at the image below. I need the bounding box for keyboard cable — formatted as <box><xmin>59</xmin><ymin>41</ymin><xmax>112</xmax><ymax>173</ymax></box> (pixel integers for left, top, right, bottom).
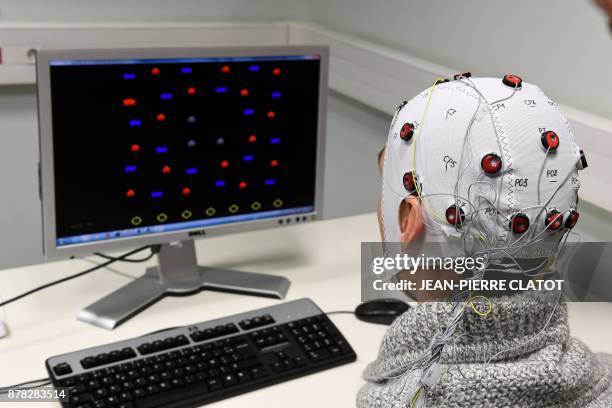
<box><xmin>0</xmin><ymin>378</ymin><xmax>51</xmax><ymax>395</ymax></box>
<box><xmin>0</xmin><ymin>246</ymin><xmax>166</xmax><ymax>391</ymax></box>
<box><xmin>0</xmin><ymin>245</ymin><xmax>160</xmax><ymax>308</ymax></box>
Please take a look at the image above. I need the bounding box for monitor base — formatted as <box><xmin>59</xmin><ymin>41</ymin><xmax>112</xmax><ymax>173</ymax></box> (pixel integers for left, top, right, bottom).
<box><xmin>77</xmin><ymin>241</ymin><xmax>290</xmax><ymax>330</ymax></box>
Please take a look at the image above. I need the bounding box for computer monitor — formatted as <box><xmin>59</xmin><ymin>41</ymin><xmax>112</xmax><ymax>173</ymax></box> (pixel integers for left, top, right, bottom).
<box><xmin>36</xmin><ymin>46</ymin><xmax>328</xmax><ymax>329</ymax></box>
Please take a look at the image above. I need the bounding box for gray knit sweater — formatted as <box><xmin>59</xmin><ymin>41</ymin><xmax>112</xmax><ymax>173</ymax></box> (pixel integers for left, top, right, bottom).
<box><xmin>357</xmin><ymin>292</ymin><xmax>612</xmax><ymax>407</ymax></box>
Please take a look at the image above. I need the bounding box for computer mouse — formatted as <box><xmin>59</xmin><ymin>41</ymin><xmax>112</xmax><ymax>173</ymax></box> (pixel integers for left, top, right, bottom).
<box><xmin>354</xmin><ymin>299</ymin><xmax>410</xmax><ymax>325</ymax></box>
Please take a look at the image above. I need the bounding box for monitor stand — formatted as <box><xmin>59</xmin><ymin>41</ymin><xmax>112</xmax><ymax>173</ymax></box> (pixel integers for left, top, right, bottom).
<box><xmin>77</xmin><ymin>240</ymin><xmax>290</xmax><ymax>330</ymax></box>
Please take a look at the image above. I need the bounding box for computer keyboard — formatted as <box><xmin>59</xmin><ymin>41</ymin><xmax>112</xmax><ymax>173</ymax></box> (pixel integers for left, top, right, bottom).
<box><xmin>46</xmin><ymin>298</ymin><xmax>356</xmax><ymax>407</ymax></box>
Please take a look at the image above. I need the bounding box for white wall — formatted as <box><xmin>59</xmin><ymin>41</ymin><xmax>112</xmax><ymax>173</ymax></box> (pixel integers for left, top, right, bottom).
<box><xmin>0</xmin><ymin>85</ymin><xmax>40</xmax><ymax>267</ymax></box>
<box><xmin>323</xmin><ymin>92</ymin><xmax>388</xmax><ymax>218</ymax></box>
<box><xmin>0</xmin><ymin>0</ymin><xmax>307</xmax><ymax>22</ymax></box>
<box><xmin>305</xmin><ymin>0</ymin><xmax>612</xmax><ymax>118</ymax></box>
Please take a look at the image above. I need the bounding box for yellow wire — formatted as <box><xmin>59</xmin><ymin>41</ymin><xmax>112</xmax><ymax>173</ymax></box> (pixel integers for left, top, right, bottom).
<box><xmin>410</xmin><ymin>77</ymin><xmax>487</xmax><ymax>242</ymax></box>
<box><xmin>468</xmin><ymin>295</ymin><xmax>493</xmax><ymax>317</ymax></box>
<box><xmin>411</xmin><ymin>77</ymin><xmax>447</xmax><ymax>223</ymax></box>
<box><xmin>409</xmin><ymin>386</ymin><xmax>424</xmax><ymax>408</ymax></box>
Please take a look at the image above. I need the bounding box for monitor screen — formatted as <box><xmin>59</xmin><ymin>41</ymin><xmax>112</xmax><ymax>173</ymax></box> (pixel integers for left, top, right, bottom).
<box><xmin>46</xmin><ymin>53</ymin><xmax>322</xmax><ymax>247</ymax></box>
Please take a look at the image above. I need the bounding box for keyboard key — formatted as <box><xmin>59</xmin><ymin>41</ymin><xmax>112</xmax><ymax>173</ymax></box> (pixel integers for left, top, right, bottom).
<box><xmin>92</xmin><ymin>400</ymin><xmax>106</xmax><ymax>408</ymax></box>
<box><xmin>236</xmin><ymin>370</ymin><xmax>251</xmax><ymax>383</ymax></box>
<box><xmin>120</xmin><ymin>380</ymin><xmax>134</xmax><ymax>391</ymax></box>
<box><xmin>308</xmin><ymin>349</ymin><xmax>331</xmax><ymax>362</ymax></box>
<box><xmin>330</xmin><ymin>346</ymin><xmax>342</xmax><ymax>356</ymax></box>
<box><xmin>132</xmin><ymin>388</ymin><xmax>145</xmax><ymax>398</ymax></box>
<box><xmin>225</xmin><ymin>323</ymin><xmax>239</xmax><ymax>334</ymax></box>
<box><xmin>250</xmin><ymin>366</ymin><xmax>268</xmax><ymax>379</ymax></box>
<box><xmin>134</xmin><ymin>377</ymin><xmax>147</xmax><ymax>387</ymax></box>
<box><xmin>144</xmin><ymin>384</ymin><xmax>159</xmax><ymax>394</ymax></box>
<box><xmin>59</xmin><ymin>376</ymin><xmax>76</xmax><ymax>387</ymax></box>
<box><xmin>71</xmin><ymin>393</ymin><xmax>92</xmax><ymax>404</ymax></box>
<box><xmin>137</xmin><ymin>343</ymin><xmax>153</xmax><ymax>355</ymax></box>
<box><xmin>223</xmin><ymin>373</ymin><xmax>237</xmax><ymax>386</ymax></box>
<box><xmin>70</xmin><ymin>383</ymin><xmax>87</xmax><ymax>394</ymax></box>
<box><xmin>81</xmin><ymin>357</ymin><xmax>97</xmax><ymax>369</ymax></box>
<box><xmin>118</xmin><ymin>391</ymin><xmax>132</xmax><ymax>401</ymax></box>
<box><xmin>207</xmin><ymin>377</ymin><xmax>222</xmax><ymax>391</ymax></box>
<box><xmin>282</xmin><ymin>358</ymin><xmax>295</xmax><ymax>370</ymax></box>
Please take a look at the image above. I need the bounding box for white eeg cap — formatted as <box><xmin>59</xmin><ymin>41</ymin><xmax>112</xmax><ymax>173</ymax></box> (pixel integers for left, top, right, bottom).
<box><xmin>381</xmin><ymin>76</ymin><xmax>583</xmax><ymax>259</ymax></box>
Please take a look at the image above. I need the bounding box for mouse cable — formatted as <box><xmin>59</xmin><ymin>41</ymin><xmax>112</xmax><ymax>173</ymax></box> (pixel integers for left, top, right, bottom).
<box><xmin>0</xmin><ymin>377</ymin><xmax>51</xmax><ymax>394</ymax></box>
<box><xmin>0</xmin><ymin>245</ymin><xmax>152</xmax><ymax>308</ymax></box>
<box><xmin>94</xmin><ymin>244</ymin><xmax>161</xmax><ymax>263</ymax></box>
<box><xmin>325</xmin><ymin>310</ymin><xmax>356</xmax><ymax>316</ymax></box>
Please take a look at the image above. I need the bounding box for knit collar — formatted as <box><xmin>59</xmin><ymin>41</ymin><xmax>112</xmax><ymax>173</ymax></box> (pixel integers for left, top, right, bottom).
<box><xmin>363</xmin><ymin>291</ymin><xmax>568</xmax><ymax>381</ymax></box>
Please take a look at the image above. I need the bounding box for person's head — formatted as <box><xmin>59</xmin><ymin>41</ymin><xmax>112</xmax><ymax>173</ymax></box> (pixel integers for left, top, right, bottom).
<box><xmin>379</xmin><ymin>75</ymin><xmax>586</xmax><ymax>272</ymax></box>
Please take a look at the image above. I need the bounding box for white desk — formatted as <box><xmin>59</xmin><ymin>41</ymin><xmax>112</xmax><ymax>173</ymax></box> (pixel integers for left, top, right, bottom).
<box><xmin>1</xmin><ymin>213</ymin><xmax>612</xmax><ymax>407</ymax></box>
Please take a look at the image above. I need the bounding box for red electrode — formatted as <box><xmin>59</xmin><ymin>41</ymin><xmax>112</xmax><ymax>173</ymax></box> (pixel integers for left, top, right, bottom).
<box><xmin>400</xmin><ymin>122</ymin><xmax>414</xmax><ymax>142</ymax></box>
<box><xmin>270</xmin><ymin>159</ymin><xmax>279</xmax><ymax>167</ymax></box>
<box><xmin>510</xmin><ymin>213</ymin><xmax>530</xmax><ymax>233</ymax></box>
<box><xmin>445</xmin><ymin>205</ymin><xmax>465</xmax><ymax>226</ymax></box>
<box><xmin>220</xmin><ymin>160</ymin><xmax>230</xmax><ymax>169</ymax></box>
<box><xmin>187</xmin><ymin>87</ymin><xmax>197</xmax><ymax>96</ymax></box>
<box><xmin>502</xmin><ymin>74</ymin><xmax>522</xmax><ymax>88</ymax></box>
<box><xmin>272</xmin><ymin>67</ymin><xmax>281</xmax><ymax>76</ymax></box>
<box><xmin>151</xmin><ymin>67</ymin><xmax>160</xmax><ymax>75</ymax></box>
<box><xmin>545</xmin><ymin>209</ymin><xmax>563</xmax><ymax>230</ymax></box>
<box><xmin>239</xmin><ymin>181</ymin><xmax>248</xmax><ymax>189</ymax></box>
<box><xmin>403</xmin><ymin>172</ymin><xmax>417</xmax><ymax>192</ymax></box>
<box><xmin>221</xmin><ymin>65</ymin><xmax>231</xmax><ymax>74</ymax></box>
<box><xmin>126</xmin><ymin>189</ymin><xmax>136</xmax><ymax>198</ymax></box>
<box><xmin>565</xmin><ymin>210</ymin><xmax>579</xmax><ymax>229</ymax></box>
<box><xmin>123</xmin><ymin>98</ymin><xmax>137</xmax><ymax>107</ymax></box>
<box><xmin>248</xmin><ymin>134</ymin><xmax>257</xmax><ymax>143</ymax></box>
<box><xmin>162</xmin><ymin>165</ymin><xmax>172</xmax><ymax>174</ymax></box>
<box><xmin>182</xmin><ymin>187</ymin><xmax>191</xmax><ymax>197</ymax></box>
<box><xmin>156</xmin><ymin>113</ymin><xmax>166</xmax><ymax>122</ymax></box>
<box><xmin>240</xmin><ymin>88</ymin><xmax>249</xmax><ymax>97</ymax></box>
<box><xmin>267</xmin><ymin>111</ymin><xmax>276</xmax><ymax>119</ymax></box>
<box><xmin>130</xmin><ymin>144</ymin><xmax>140</xmax><ymax>152</ymax></box>
<box><xmin>481</xmin><ymin>153</ymin><xmax>502</xmax><ymax>175</ymax></box>
<box><xmin>541</xmin><ymin>131</ymin><xmax>560</xmax><ymax>151</ymax></box>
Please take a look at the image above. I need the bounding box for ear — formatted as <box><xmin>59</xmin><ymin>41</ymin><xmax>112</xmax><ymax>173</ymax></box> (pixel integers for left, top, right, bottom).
<box><xmin>398</xmin><ymin>196</ymin><xmax>425</xmax><ymax>243</ymax></box>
